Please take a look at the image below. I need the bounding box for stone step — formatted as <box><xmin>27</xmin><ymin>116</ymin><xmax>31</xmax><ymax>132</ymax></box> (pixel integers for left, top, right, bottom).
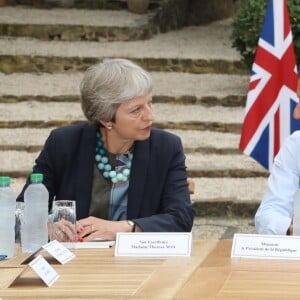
<box><xmin>192</xmin><ymin>217</ymin><xmax>256</xmax><ymax>239</ymax></box>
<box><xmin>0</xmin><ymin>101</ymin><xmax>244</xmax><ymax>132</ymax></box>
<box><xmin>186</xmin><ymin>153</ymin><xmax>266</xmax><ymax>178</ymax></box>
<box><xmin>0</xmin><ymin>6</ymin><xmax>153</xmax><ymax>41</ymax></box>
<box><xmin>0</xmin><ymin>128</ymin><xmax>241</xmax><ymax>154</ymax></box>
<box><xmin>0</xmin><ymin>72</ymin><xmax>248</xmax><ymax>106</ymax></box>
<box><xmin>0</xmin><ymin>150</ymin><xmax>267</xmax><ymax>179</ymax></box>
<box><xmin>9</xmin><ymin>176</ymin><xmax>267</xmax><ymax>217</ymax></box>
<box><xmin>191</xmin><ymin>178</ymin><xmax>266</xmax><ymax>218</ymax></box>
<box><xmin>0</xmin><ymin>18</ymin><xmax>246</xmax><ymax>74</ymax></box>
<box><xmin>16</xmin><ymin>0</ymin><xmax>128</xmax><ymax>10</ymax></box>
<box><xmin>0</xmin><ymin>128</ymin><xmax>55</xmax><ymax>152</ymax></box>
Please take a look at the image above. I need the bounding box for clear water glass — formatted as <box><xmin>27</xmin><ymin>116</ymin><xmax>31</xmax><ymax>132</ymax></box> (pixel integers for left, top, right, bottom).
<box><xmin>51</xmin><ymin>200</ymin><xmax>76</xmax><ymax>243</ymax></box>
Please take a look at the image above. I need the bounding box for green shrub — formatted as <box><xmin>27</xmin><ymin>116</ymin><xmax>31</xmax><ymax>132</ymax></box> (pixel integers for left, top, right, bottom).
<box><xmin>231</xmin><ymin>0</ymin><xmax>300</xmax><ymax>70</ymax></box>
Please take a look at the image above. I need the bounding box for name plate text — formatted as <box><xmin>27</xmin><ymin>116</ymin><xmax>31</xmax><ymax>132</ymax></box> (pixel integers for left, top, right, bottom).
<box><xmin>29</xmin><ymin>255</ymin><xmax>59</xmax><ymax>287</ymax></box>
<box><xmin>115</xmin><ymin>232</ymin><xmax>192</xmax><ymax>257</ymax></box>
<box><xmin>43</xmin><ymin>240</ymin><xmax>75</xmax><ymax>264</ymax></box>
<box><xmin>231</xmin><ymin>233</ymin><xmax>300</xmax><ymax>260</ymax></box>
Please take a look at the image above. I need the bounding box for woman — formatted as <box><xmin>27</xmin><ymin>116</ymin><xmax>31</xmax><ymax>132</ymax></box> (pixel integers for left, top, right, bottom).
<box><xmin>17</xmin><ymin>58</ymin><xmax>194</xmax><ymax>241</ymax></box>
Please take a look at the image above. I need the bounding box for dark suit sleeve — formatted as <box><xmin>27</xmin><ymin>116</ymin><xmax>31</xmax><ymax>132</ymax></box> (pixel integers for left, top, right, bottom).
<box><xmin>133</xmin><ymin>136</ymin><xmax>195</xmax><ymax>232</ymax></box>
<box><xmin>16</xmin><ymin>123</ymin><xmax>95</xmax><ymax>217</ymax></box>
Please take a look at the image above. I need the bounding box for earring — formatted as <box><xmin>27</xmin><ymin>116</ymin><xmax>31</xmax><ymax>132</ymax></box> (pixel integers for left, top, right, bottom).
<box><xmin>107</xmin><ymin>125</ymin><xmax>112</xmax><ymax>130</ymax></box>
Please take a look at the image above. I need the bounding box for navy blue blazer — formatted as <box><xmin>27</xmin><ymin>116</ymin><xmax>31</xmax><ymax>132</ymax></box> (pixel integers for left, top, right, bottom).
<box><xmin>17</xmin><ymin>122</ymin><xmax>194</xmax><ymax>232</ymax></box>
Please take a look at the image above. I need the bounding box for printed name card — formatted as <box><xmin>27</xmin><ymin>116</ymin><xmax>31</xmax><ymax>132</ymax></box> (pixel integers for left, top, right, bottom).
<box><xmin>29</xmin><ymin>255</ymin><xmax>59</xmax><ymax>287</ymax></box>
<box><xmin>231</xmin><ymin>233</ymin><xmax>300</xmax><ymax>260</ymax></box>
<box><xmin>43</xmin><ymin>240</ymin><xmax>76</xmax><ymax>264</ymax></box>
<box><xmin>115</xmin><ymin>232</ymin><xmax>192</xmax><ymax>257</ymax></box>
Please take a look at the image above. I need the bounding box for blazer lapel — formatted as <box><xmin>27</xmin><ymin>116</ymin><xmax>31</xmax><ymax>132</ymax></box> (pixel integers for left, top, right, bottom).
<box><xmin>75</xmin><ymin>123</ymin><xmax>97</xmax><ymax>219</ymax></box>
<box><xmin>127</xmin><ymin>138</ymin><xmax>150</xmax><ymax>219</ymax></box>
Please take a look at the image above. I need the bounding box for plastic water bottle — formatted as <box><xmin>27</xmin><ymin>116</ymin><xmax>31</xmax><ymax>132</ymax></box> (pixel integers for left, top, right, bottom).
<box><xmin>0</xmin><ymin>176</ymin><xmax>16</xmax><ymax>258</ymax></box>
<box><xmin>21</xmin><ymin>173</ymin><xmax>49</xmax><ymax>253</ymax></box>
<box><xmin>293</xmin><ymin>178</ymin><xmax>300</xmax><ymax>235</ymax></box>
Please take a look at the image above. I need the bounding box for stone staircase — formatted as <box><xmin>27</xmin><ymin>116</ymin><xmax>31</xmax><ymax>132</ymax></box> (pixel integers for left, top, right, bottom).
<box><xmin>0</xmin><ymin>2</ymin><xmax>268</xmax><ymax>224</ymax></box>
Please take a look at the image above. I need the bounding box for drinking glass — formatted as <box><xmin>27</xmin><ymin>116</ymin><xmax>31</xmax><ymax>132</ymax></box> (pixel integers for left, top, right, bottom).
<box><xmin>51</xmin><ymin>200</ymin><xmax>76</xmax><ymax>243</ymax></box>
<box><xmin>15</xmin><ymin>202</ymin><xmax>24</xmax><ymax>244</ymax></box>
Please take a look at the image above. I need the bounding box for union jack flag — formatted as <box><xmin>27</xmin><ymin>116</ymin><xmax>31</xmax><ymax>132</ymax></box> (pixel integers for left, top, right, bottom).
<box><xmin>239</xmin><ymin>0</ymin><xmax>300</xmax><ymax>170</ymax></box>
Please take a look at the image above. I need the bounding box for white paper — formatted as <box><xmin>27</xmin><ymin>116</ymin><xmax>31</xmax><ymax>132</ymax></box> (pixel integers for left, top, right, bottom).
<box><xmin>62</xmin><ymin>241</ymin><xmax>114</xmax><ymax>249</ymax></box>
<box><xmin>115</xmin><ymin>232</ymin><xmax>192</xmax><ymax>257</ymax></box>
<box><xmin>43</xmin><ymin>240</ymin><xmax>75</xmax><ymax>264</ymax></box>
<box><xmin>29</xmin><ymin>255</ymin><xmax>59</xmax><ymax>287</ymax></box>
<box><xmin>231</xmin><ymin>233</ymin><xmax>300</xmax><ymax>260</ymax></box>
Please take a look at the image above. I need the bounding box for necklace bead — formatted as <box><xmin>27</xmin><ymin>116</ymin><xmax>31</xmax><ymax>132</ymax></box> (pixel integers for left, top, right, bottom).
<box><xmin>95</xmin><ymin>130</ymin><xmax>133</xmax><ymax>184</ymax></box>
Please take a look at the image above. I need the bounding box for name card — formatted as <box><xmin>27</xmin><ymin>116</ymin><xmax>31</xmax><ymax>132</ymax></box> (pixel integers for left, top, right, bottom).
<box><xmin>29</xmin><ymin>255</ymin><xmax>59</xmax><ymax>287</ymax></box>
<box><xmin>43</xmin><ymin>240</ymin><xmax>75</xmax><ymax>264</ymax></box>
<box><xmin>115</xmin><ymin>232</ymin><xmax>192</xmax><ymax>257</ymax></box>
<box><xmin>231</xmin><ymin>233</ymin><xmax>300</xmax><ymax>260</ymax></box>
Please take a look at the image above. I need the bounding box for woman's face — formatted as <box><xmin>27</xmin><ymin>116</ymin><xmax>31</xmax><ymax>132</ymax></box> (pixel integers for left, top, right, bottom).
<box><xmin>113</xmin><ymin>93</ymin><xmax>154</xmax><ymax>141</ymax></box>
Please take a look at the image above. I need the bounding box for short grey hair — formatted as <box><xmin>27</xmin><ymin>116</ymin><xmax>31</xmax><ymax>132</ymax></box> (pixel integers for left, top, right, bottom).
<box><xmin>80</xmin><ymin>58</ymin><xmax>153</xmax><ymax>124</ymax></box>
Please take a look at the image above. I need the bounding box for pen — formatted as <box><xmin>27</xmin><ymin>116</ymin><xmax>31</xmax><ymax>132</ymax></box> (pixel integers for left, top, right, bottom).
<box><xmin>0</xmin><ymin>255</ymin><xmax>7</xmax><ymax>261</ymax></box>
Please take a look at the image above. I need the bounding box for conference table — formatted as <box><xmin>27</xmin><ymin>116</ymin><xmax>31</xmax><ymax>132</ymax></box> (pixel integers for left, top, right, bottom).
<box><xmin>1</xmin><ymin>239</ymin><xmax>300</xmax><ymax>299</ymax></box>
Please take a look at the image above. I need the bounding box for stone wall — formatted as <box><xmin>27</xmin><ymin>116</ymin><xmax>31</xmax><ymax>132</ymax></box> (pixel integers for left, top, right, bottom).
<box><xmin>187</xmin><ymin>0</ymin><xmax>242</xmax><ymax>25</ymax></box>
<box><xmin>152</xmin><ymin>0</ymin><xmax>241</xmax><ymax>32</ymax></box>
<box><xmin>151</xmin><ymin>0</ymin><xmax>188</xmax><ymax>33</ymax></box>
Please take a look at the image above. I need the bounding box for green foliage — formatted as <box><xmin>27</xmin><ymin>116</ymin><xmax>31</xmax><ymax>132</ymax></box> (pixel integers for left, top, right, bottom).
<box><xmin>232</xmin><ymin>0</ymin><xmax>300</xmax><ymax>70</ymax></box>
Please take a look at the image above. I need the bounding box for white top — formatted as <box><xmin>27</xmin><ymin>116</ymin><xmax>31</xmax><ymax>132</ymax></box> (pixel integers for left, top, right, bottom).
<box><xmin>255</xmin><ymin>130</ymin><xmax>300</xmax><ymax>234</ymax></box>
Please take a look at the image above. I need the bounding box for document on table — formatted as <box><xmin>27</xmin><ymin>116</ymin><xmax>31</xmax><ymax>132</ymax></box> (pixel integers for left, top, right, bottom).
<box><xmin>62</xmin><ymin>240</ymin><xmax>115</xmax><ymax>249</ymax></box>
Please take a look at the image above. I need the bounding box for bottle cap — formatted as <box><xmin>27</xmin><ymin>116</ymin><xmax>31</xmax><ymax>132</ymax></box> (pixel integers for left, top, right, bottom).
<box><xmin>30</xmin><ymin>173</ymin><xmax>43</xmax><ymax>183</ymax></box>
<box><xmin>0</xmin><ymin>176</ymin><xmax>11</xmax><ymax>186</ymax></box>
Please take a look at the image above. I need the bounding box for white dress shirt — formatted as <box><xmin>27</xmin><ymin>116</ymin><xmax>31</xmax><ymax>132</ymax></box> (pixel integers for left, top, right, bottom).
<box><xmin>255</xmin><ymin>130</ymin><xmax>300</xmax><ymax>234</ymax></box>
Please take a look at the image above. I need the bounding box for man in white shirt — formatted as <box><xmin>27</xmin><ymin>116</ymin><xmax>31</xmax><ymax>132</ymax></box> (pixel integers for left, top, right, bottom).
<box><xmin>255</xmin><ymin>79</ymin><xmax>300</xmax><ymax>235</ymax></box>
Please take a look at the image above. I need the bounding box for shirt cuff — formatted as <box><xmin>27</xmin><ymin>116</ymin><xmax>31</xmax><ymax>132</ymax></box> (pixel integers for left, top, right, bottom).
<box><xmin>256</xmin><ymin>215</ymin><xmax>292</xmax><ymax>235</ymax></box>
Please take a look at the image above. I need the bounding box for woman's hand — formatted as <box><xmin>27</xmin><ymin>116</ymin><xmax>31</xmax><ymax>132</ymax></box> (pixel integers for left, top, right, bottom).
<box><xmin>76</xmin><ymin>216</ymin><xmax>133</xmax><ymax>241</ymax></box>
<box><xmin>49</xmin><ymin>218</ymin><xmax>77</xmax><ymax>242</ymax></box>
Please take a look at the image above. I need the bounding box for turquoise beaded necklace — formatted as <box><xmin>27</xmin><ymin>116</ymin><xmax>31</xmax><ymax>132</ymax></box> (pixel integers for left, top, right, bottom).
<box><xmin>95</xmin><ymin>130</ymin><xmax>133</xmax><ymax>184</ymax></box>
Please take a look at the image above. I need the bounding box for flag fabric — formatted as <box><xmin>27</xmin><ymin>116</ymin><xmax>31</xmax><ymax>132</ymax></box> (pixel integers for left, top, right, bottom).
<box><xmin>239</xmin><ymin>0</ymin><xmax>300</xmax><ymax>170</ymax></box>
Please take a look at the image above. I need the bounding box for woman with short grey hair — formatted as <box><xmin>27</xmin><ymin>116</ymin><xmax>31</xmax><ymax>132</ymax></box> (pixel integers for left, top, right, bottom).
<box><xmin>17</xmin><ymin>58</ymin><xmax>194</xmax><ymax>241</ymax></box>
<box><xmin>81</xmin><ymin>58</ymin><xmax>153</xmax><ymax>123</ymax></box>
